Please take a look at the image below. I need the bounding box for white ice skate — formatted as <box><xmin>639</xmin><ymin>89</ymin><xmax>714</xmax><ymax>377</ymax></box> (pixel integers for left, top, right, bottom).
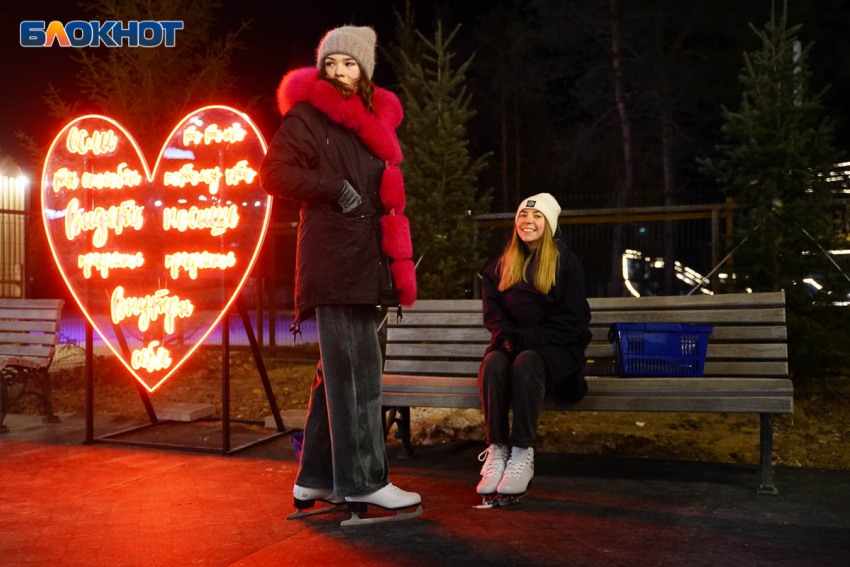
<box><xmin>474</xmin><ymin>444</ymin><xmax>509</xmax><ymax>509</ymax></box>
<box><xmin>493</xmin><ymin>447</ymin><xmax>534</xmax><ymax>507</ymax></box>
<box><xmin>341</xmin><ymin>482</ymin><xmax>423</xmax><ymax>527</ymax></box>
<box><xmin>286</xmin><ymin>484</ymin><xmax>347</xmax><ymax>520</ymax></box>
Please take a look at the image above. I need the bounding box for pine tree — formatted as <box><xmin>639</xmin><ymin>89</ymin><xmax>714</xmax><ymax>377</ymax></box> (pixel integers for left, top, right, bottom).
<box><xmin>700</xmin><ymin>1</ymin><xmax>849</xmax><ymax>375</ymax></box>
<box><xmin>391</xmin><ymin>16</ymin><xmax>493</xmax><ymax>299</ymax></box>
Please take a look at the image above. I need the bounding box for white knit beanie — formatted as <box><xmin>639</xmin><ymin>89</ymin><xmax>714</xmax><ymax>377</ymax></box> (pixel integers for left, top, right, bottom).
<box><xmin>316</xmin><ymin>26</ymin><xmax>377</xmax><ymax>79</ymax></box>
<box><xmin>516</xmin><ymin>193</ymin><xmax>561</xmax><ymax>236</ymax></box>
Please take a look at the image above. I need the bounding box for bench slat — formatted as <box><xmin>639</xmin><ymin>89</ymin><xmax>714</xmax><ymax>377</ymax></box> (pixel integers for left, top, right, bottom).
<box><xmin>587</xmin><ymin>309</ymin><xmax>786</xmax><ymax>324</ymax></box>
<box><xmin>0</xmin><ymin>299</ymin><xmax>64</xmax><ymax>310</ymax></box>
<box><xmin>405</xmin><ymin>293</ymin><xmax>784</xmax><ymax>313</ymax></box>
<box><xmin>388</xmin><ymin>328</ymin><xmax>492</xmax><ymax>342</ymax></box>
<box><xmin>0</xmin><ymin>357</ymin><xmax>49</xmax><ymax>370</ymax></box>
<box><xmin>589</xmin><ymin>292</ymin><xmax>784</xmax><ymax>310</ymax></box>
<box><xmin>382</xmin><ymin>375</ymin><xmax>793</xmax><ymax>396</ymax></box>
<box><xmin>0</xmin><ymin>344</ymin><xmax>55</xmax><ymax>358</ymax></box>
<box><xmin>587</xmin><ymin>343</ymin><xmax>787</xmax><ymax>360</ymax></box>
<box><xmin>381</xmin><ymin>392</ymin><xmax>792</xmax><ymax>413</ymax></box>
<box><xmin>0</xmin><ymin>320</ymin><xmax>61</xmax><ymax>333</ymax></box>
<box><xmin>387</xmin><ymin>326</ymin><xmax>789</xmax><ymax>344</ymax></box>
<box><xmin>383</xmin><ymin>359</ymin><xmax>788</xmax><ymax>377</ymax></box>
<box><xmin>0</xmin><ymin>308</ymin><xmax>64</xmax><ymax>321</ymax></box>
<box><xmin>590</xmin><ymin>325</ymin><xmax>789</xmax><ymax>342</ymax></box>
<box><xmin>0</xmin><ymin>331</ymin><xmax>59</xmax><ymax>346</ymax></box>
<box><xmin>386</xmin><ymin>343</ymin><xmax>787</xmax><ymax>360</ymax></box>
<box><xmin>404</xmin><ymin>300</ymin><xmax>483</xmax><ymax>312</ymax></box>
<box><xmin>391</xmin><ymin>308</ymin><xmax>785</xmax><ymax>327</ymax></box>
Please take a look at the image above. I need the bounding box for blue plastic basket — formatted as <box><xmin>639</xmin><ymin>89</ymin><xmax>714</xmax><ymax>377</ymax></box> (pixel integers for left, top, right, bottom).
<box><xmin>291</xmin><ymin>432</ymin><xmax>304</xmax><ymax>466</ymax></box>
<box><xmin>608</xmin><ymin>323</ymin><xmax>713</xmax><ymax>377</ymax></box>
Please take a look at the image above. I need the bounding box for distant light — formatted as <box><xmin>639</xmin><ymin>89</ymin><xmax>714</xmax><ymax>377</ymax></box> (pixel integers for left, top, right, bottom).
<box><xmin>639</xmin><ymin>227</ymin><xmax>646</xmax><ymax>233</ymax></box>
<box><xmin>746</xmin><ymin>287</ymin><xmax>753</xmax><ymax>293</ymax></box>
<box><xmin>718</xmin><ymin>273</ymin><xmax>728</xmax><ymax>279</ymax></box>
<box><xmin>803</xmin><ymin>278</ymin><xmax>823</xmax><ymax>291</ymax></box>
<box><xmin>154</xmin><ymin>200</ymin><xmax>163</xmax><ymax>207</ymax></box>
<box><xmin>254</xmin><ymin>201</ymin><xmax>261</xmax><ymax>206</ymax></box>
<box><xmin>242</xmin><ymin>202</ymin><xmax>247</xmax><ymax>206</ymax></box>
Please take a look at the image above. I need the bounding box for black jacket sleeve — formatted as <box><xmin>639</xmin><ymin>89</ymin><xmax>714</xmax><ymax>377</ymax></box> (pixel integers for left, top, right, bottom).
<box><xmin>259</xmin><ymin>105</ymin><xmax>345</xmax><ymax>203</ymax></box>
<box><xmin>482</xmin><ymin>262</ymin><xmax>518</xmax><ymax>349</ymax></box>
<box><xmin>514</xmin><ymin>251</ymin><xmax>592</xmax><ymax>349</ymax></box>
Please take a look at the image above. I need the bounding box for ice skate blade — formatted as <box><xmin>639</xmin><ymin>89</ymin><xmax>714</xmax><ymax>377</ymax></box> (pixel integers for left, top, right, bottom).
<box><xmin>475</xmin><ymin>492</ymin><xmax>528</xmax><ymax>509</ymax></box>
<box><xmin>493</xmin><ymin>492</ymin><xmax>528</xmax><ymax>507</ymax></box>
<box><xmin>286</xmin><ymin>503</ymin><xmax>346</xmax><ymax>520</ymax></box>
<box><xmin>340</xmin><ymin>505</ymin><xmax>424</xmax><ymax>527</ymax></box>
<box><xmin>474</xmin><ymin>494</ymin><xmax>499</xmax><ymax>509</ymax></box>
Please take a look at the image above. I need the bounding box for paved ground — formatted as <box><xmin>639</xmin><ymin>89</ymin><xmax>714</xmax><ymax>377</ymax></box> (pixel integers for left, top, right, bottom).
<box><xmin>1</xmin><ymin>412</ymin><xmax>848</xmax><ymax>567</ymax></box>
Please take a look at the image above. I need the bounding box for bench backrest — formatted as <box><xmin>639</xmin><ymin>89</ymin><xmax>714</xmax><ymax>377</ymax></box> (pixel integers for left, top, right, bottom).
<box><xmin>385</xmin><ymin>292</ymin><xmax>788</xmax><ymax>379</ymax></box>
<box><xmin>0</xmin><ymin>299</ymin><xmax>65</xmax><ymax>367</ymax></box>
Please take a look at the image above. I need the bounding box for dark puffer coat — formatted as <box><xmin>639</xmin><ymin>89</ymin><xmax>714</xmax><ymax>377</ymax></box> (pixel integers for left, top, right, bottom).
<box><xmin>259</xmin><ymin>68</ymin><xmax>416</xmax><ymax>325</ymax></box>
<box><xmin>481</xmin><ymin>238</ymin><xmax>592</xmax><ymax>397</ymax></box>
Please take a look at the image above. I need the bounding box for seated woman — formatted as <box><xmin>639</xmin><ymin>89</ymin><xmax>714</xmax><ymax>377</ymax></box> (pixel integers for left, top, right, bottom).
<box><xmin>477</xmin><ymin>193</ymin><xmax>592</xmax><ymax>506</ymax></box>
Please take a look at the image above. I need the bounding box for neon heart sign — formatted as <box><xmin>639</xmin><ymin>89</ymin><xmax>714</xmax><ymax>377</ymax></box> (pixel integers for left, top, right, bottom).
<box><xmin>41</xmin><ymin>106</ymin><xmax>271</xmax><ymax>392</ymax></box>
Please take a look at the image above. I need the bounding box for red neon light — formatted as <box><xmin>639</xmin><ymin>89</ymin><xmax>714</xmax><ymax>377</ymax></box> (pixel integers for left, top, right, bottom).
<box><xmin>42</xmin><ymin>106</ymin><xmax>271</xmax><ymax>392</ymax></box>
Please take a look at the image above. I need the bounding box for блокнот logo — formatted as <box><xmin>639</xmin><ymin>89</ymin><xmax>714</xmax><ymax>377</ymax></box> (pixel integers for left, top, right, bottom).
<box><xmin>20</xmin><ymin>21</ymin><xmax>183</xmax><ymax>48</ymax></box>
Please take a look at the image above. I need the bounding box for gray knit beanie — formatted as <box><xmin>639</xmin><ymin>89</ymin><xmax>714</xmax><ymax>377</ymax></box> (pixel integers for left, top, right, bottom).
<box><xmin>316</xmin><ymin>26</ymin><xmax>377</xmax><ymax>79</ymax></box>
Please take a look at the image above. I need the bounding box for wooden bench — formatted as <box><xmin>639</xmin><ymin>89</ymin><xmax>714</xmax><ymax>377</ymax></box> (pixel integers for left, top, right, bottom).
<box><xmin>0</xmin><ymin>299</ymin><xmax>65</xmax><ymax>432</ymax></box>
<box><xmin>381</xmin><ymin>292</ymin><xmax>792</xmax><ymax>494</ymax></box>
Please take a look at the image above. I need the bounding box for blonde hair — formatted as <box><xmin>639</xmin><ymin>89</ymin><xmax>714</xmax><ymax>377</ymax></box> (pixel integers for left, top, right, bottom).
<box><xmin>497</xmin><ymin>224</ymin><xmax>560</xmax><ymax>294</ymax></box>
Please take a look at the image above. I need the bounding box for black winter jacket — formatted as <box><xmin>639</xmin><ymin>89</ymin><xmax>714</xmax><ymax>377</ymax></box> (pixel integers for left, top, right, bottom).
<box><xmin>260</xmin><ymin>101</ymin><xmax>395</xmax><ymax>324</ymax></box>
<box><xmin>482</xmin><ymin>239</ymin><xmax>592</xmax><ymax>395</ymax></box>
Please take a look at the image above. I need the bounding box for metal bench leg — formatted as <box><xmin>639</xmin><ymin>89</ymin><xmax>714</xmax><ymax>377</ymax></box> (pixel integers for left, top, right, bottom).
<box><xmin>757</xmin><ymin>413</ymin><xmax>778</xmax><ymax>495</ymax></box>
<box><xmin>397</xmin><ymin>407</ymin><xmax>414</xmax><ymax>459</ymax></box>
<box><xmin>0</xmin><ymin>378</ymin><xmax>8</xmax><ymax>433</ymax></box>
<box><xmin>383</xmin><ymin>405</ymin><xmax>415</xmax><ymax>459</ymax></box>
<box><xmin>40</xmin><ymin>369</ymin><xmax>59</xmax><ymax>424</ymax></box>
<box><xmin>383</xmin><ymin>406</ymin><xmax>397</xmax><ymax>440</ymax></box>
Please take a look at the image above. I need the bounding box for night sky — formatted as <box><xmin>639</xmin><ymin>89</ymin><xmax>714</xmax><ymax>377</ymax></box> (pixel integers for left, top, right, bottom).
<box><xmin>1</xmin><ymin>0</ymin><xmax>487</xmax><ymax>174</ymax></box>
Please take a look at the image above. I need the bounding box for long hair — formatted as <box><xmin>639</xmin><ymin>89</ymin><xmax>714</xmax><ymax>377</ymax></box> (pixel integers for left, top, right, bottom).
<box><xmin>319</xmin><ymin>65</ymin><xmax>375</xmax><ymax>114</ymax></box>
<box><xmin>497</xmin><ymin>224</ymin><xmax>560</xmax><ymax>294</ymax></box>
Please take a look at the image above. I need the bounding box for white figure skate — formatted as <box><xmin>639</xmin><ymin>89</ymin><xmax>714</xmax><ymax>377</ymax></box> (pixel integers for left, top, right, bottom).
<box><xmin>474</xmin><ymin>444</ymin><xmax>509</xmax><ymax>509</ymax></box>
<box><xmin>493</xmin><ymin>447</ymin><xmax>534</xmax><ymax>507</ymax></box>
<box><xmin>286</xmin><ymin>484</ymin><xmax>347</xmax><ymax>520</ymax></box>
<box><xmin>341</xmin><ymin>482</ymin><xmax>423</xmax><ymax>526</ymax></box>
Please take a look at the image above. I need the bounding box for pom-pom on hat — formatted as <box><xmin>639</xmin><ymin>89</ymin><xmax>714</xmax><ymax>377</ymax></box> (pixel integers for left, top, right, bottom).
<box><xmin>316</xmin><ymin>26</ymin><xmax>377</xmax><ymax>79</ymax></box>
<box><xmin>516</xmin><ymin>193</ymin><xmax>561</xmax><ymax>236</ymax></box>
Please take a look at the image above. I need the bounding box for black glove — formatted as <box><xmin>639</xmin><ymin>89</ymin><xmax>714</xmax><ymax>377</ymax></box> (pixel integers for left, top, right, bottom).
<box><xmin>338</xmin><ymin>179</ymin><xmax>362</xmax><ymax>214</ymax></box>
<box><xmin>493</xmin><ymin>328</ymin><xmax>518</xmax><ymax>354</ymax></box>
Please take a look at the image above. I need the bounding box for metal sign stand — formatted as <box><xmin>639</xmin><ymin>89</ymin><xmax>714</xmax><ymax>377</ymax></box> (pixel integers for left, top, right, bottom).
<box><xmin>84</xmin><ymin>295</ymin><xmax>290</xmax><ymax>455</ymax></box>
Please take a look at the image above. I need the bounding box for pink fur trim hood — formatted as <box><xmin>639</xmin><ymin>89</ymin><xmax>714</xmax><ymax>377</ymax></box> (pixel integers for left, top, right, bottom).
<box><xmin>276</xmin><ymin>67</ymin><xmax>416</xmax><ymax>306</ymax></box>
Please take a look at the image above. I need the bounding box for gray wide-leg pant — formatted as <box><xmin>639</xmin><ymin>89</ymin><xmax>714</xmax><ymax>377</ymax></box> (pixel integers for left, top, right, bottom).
<box><xmin>294</xmin><ymin>305</ymin><xmax>389</xmax><ymax>497</ymax></box>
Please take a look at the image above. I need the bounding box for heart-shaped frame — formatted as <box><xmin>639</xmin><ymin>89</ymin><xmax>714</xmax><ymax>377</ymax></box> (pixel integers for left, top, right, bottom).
<box><xmin>41</xmin><ymin>106</ymin><xmax>272</xmax><ymax>392</ymax></box>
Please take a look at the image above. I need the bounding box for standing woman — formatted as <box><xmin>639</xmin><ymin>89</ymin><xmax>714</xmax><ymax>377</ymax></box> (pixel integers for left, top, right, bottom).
<box><xmin>260</xmin><ymin>26</ymin><xmax>422</xmax><ymax>526</ymax></box>
<box><xmin>477</xmin><ymin>193</ymin><xmax>591</xmax><ymax>506</ymax></box>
